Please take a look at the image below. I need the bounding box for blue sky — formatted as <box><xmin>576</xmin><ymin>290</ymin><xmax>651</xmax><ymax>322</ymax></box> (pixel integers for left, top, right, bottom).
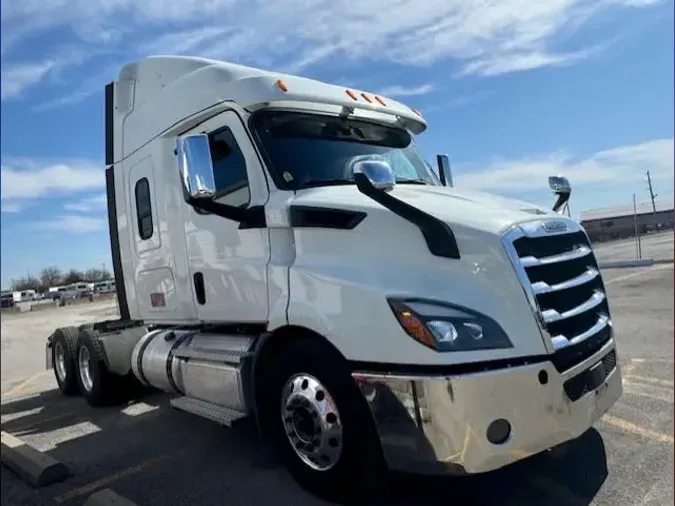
<box><xmin>1</xmin><ymin>0</ymin><xmax>673</xmax><ymax>289</ymax></box>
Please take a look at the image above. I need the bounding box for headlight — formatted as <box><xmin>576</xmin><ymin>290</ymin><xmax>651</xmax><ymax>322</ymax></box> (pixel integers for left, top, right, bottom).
<box><xmin>388</xmin><ymin>298</ymin><xmax>513</xmax><ymax>352</ymax></box>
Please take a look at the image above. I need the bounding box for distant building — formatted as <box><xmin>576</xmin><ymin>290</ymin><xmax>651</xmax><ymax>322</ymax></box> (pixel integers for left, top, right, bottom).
<box><xmin>580</xmin><ymin>198</ymin><xmax>674</xmax><ymax>242</ymax></box>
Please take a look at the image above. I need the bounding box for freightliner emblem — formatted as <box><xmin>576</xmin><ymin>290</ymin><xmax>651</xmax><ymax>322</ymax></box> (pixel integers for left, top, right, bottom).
<box><xmin>542</xmin><ymin>220</ymin><xmax>568</xmax><ymax>233</ymax></box>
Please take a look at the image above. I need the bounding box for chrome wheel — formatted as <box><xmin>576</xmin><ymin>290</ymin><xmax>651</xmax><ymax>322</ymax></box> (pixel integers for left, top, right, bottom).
<box><xmin>281</xmin><ymin>374</ymin><xmax>343</xmax><ymax>471</ymax></box>
<box><xmin>54</xmin><ymin>342</ymin><xmax>67</xmax><ymax>383</ymax></box>
<box><xmin>78</xmin><ymin>346</ymin><xmax>94</xmax><ymax>393</ymax></box>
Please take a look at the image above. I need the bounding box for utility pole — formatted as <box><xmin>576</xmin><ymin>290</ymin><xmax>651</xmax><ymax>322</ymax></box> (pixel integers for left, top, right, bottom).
<box><xmin>646</xmin><ymin>170</ymin><xmax>657</xmax><ymax>213</ymax></box>
<box><xmin>633</xmin><ymin>194</ymin><xmax>642</xmax><ymax>259</ymax></box>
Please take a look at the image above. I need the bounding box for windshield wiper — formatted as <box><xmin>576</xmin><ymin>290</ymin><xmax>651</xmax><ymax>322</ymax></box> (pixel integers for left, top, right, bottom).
<box><xmin>294</xmin><ymin>179</ymin><xmax>355</xmax><ymax>190</ymax></box>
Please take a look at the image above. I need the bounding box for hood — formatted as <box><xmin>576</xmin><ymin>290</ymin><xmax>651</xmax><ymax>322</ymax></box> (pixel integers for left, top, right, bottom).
<box><xmin>291</xmin><ymin>184</ymin><xmax>556</xmax><ymax>235</ymax></box>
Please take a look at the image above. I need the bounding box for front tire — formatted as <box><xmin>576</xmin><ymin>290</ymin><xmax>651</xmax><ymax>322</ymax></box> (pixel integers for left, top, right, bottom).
<box><xmin>260</xmin><ymin>339</ymin><xmax>386</xmax><ymax>503</ymax></box>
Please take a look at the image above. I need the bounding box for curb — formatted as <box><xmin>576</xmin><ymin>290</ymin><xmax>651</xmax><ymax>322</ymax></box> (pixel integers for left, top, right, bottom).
<box><xmin>84</xmin><ymin>488</ymin><xmax>139</xmax><ymax>506</ymax></box>
<box><xmin>598</xmin><ymin>259</ymin><xmax>654</xmax><ymax>269</ymax></box>
<box><xmin>0</xmin><ymin>431</ymin><xmax>71</xmax><ymax>487</ymax></box>
<box><xmin>597</xmin><ymin>258</ymin><xmax>675</xmax><ymax>269</ymax></box>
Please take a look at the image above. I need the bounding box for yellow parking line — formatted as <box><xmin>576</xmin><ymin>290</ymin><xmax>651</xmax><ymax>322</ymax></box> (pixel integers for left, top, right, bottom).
<box><xmin>621</xmin><ymin>363</ymin><xmax>636</xmax><ymax>376</ymax></box>
<box><xmin>631</xmin><ymin>358</ymin><xmax>674</xmax><ymax>365</ymax></box>
<box><xmin>601</xmin><ymin>414</ymin><xmax>674</xmax><ymax>445</ymax></box>
<box><xmin>624</xmin><ymin>375</ymin><xmax>674</xmax><ymax>388</ymax></box>
<box><xmin>54</xmin><ymin>452</ymin><xmax>179</xmax><ymax>503</ymax></box>
<box><xmin>2</xmin><ymin>373</ymin><xmax>43</xmax><ymax>398</ymax></box>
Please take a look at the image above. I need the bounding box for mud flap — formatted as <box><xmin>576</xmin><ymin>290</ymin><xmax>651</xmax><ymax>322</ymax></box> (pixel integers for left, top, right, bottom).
<box><xmin>45</xmin><ymin>335</ymin><xmax>53</xmax><ymax>370</ymax></box>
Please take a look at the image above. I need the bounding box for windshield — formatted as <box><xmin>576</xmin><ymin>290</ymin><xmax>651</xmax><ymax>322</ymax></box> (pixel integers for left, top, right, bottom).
<box><xmin>251</xmin><ymin>111</ymin><xmax>440</xmax><ymax>190</ymax></box>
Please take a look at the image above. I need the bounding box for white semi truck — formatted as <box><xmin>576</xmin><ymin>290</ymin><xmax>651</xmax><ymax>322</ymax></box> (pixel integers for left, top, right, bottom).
<box><xmin>45</xmin><ymin>55</ymin><xmax>622</xmax><ymax>501</ymax></box>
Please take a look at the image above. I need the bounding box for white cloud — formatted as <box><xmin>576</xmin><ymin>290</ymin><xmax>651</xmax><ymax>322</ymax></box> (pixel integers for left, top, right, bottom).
<box><xmin>64</xmin><ymin>194</ymin><xmax>108</xmax><ymax>212</ymax></box>
<box><xmin>2</xmin><ymin>0</ymin><xmax>667</xmax><ymax>105</ymax></box>
<box><xmin>455</xmin><ymin>137</ymin><xmax>674</xmax><ymax>192</ymax></box>
<box><xmin>33</xmin><ymin>215</ymin><xmax>107</xmax><ymax>233</ymax></box>
<box><xmin>1</xmin><ymin>60</ymin><xmax>58</xmax><ymax>100</ymax></box>
<box><xmin>1</xmin><ymin>46</ymin><xmax>94</xmax><ymax>101</ymax></box>
<box><xmin>0</xmin><ymin>158</ymin><xmax>104</xmax><ymax>201</ymax></box>
<box><xmin>376</xmin><ymin>84</ymin><xmax>435</xmax><ymax>97</ymax></box>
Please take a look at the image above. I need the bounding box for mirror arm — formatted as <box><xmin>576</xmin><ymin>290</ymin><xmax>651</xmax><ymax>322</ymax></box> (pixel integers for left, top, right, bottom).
<box><xmin>354</xmin><ymin>173</ymin><xmax>460</xmax><ymax>259</ymax></box>
<box><xmin>187</xmin><ymin>196</ymin><xmax>265</xmax><ymax>228</ymax></box>
<box><xmin>552</xmin><ymin>192</ymin><xmax>570</xmax><ymax>213</ymax></box>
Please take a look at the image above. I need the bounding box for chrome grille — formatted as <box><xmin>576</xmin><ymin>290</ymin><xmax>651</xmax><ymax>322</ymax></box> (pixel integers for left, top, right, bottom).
<box><xmin>502</xmin><ymin>219</ymin><xmax>612</xmax><ymax>370</ymax></box>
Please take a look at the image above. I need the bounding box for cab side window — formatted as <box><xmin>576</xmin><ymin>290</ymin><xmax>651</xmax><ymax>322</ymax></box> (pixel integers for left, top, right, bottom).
<box><xmin>209</xmin><ymin>128</ymin><xmax>250</xmax><ymax>207</ymax></box>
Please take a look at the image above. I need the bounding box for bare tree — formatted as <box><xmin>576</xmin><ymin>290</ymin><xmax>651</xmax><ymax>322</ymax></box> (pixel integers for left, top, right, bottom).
<box><xmin>11</xmin><ymin>276</ymin><xmax>40</xmax><ymax>291</ymax></box>
<box><xmin>63</xmin><ymin>269</ymin><xmax>84</xmax><ymax>284</ymax></box>
<box><xmin>40</xmin><ymin>266</ymin><xmax>62</xmax><ymax>288</ymax></box>
<box><xmin>84</xmin><ymin>268</ymin><xmax>100</xmax><ymax>282</ymax></box>
<box><xmin>10</xmin><ymin>266</ymin><xmax>113</xmax><ymax>290</ymax></box>
<box><xmin>83</xmin><ymin>268</ymin><xmax>113</xmax><ymax>282</ymax></box>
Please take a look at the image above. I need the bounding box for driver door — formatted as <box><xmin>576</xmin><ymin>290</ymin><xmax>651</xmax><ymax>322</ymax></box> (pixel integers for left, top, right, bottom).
<box><xmin>181</xmin><ymin>109</ymin><xmax>271</xmax><ymax>324</ymax></box>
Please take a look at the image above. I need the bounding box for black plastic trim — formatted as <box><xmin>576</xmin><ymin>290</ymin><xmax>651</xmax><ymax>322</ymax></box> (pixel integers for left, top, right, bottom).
<box><xmin>105</xmin><ymin>167</ymin><xmax>130</xmax><ymax>321</ymax></box>
<box><xmin>290</xmin><ymin>205</ymin><xmax>367</xmax><ymax>230</ymax></box>
<box><xmin>354</xmin><ymin>173</ymin><xmax>460</xmax><ymax>259</ymax></box>
<box><xmin>349</xmin><ymin>354</ymin><xmax>550</xmax><ymax>377</ymax></box>
<box><xmin>104</xmin><ymin>82</ymin><xmax>114</xmax><ymax>165</ymax></box>
<box><xmin>187</xmin><ymin>197</ymin><xmax>267</xmax><ymax>229</ymax></box>
<box><xmin>238</xmin><ymin>205</ymin><xmax>267</xmax><ymax>229</ymax></box>
<box><xmin>193</xmin><ymin>272</ymin><xmax>206</xmax><ymax>305</ymax></box>
<box><xmin>436</xmin><ymin>155</ymin><xmax>447</xmax><ymax>186</ymax></box>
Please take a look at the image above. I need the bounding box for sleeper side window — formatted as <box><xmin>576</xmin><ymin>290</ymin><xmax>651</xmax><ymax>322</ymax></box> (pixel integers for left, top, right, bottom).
<box><xmin>208</xmin><ymin>128</ymin><xmax>250</xmax><ymax>207</ymax></box>
<box><xmin>135</xmin><ymin>177</ymin><xmax>153</xmax><ymax>240</ymax></box>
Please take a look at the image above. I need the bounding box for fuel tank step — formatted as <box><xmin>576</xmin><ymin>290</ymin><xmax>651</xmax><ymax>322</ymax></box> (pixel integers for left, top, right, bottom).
<box><xmin>169</xmin><ymin>396</ymin><xmax>247</xmax><ymax>427</ymax></box>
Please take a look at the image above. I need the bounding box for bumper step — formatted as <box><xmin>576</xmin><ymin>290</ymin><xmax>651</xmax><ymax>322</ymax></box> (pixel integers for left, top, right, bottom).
<box><xmin>169</xmin><ymin>396</ymin><xmax>247</xmax><ymax>427</ymax></box>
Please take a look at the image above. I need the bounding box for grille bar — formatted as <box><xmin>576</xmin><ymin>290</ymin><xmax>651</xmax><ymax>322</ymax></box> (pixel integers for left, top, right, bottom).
<box><xmin>532</xmin><ymin>267</ymin><xmax>599</xmax><ymax>295</ymax></box>
<box><xmin>501</xmin><ymin>218</ymin><xmax>612</xmax><ymax>366</ymax></box>
<box><xmin>542</xmin><ymin>291</ymin><xmax>606</xmax><ymax>323</ymax></box>
<box><xmin>520</xmin><ymin>245</ymin><xmax>591</xmax><ymax>267</ymax></box>
<box><xmin>551</xmin><ymin>315</ymin><xmax>610</xmax><ymax>351</ymax></box>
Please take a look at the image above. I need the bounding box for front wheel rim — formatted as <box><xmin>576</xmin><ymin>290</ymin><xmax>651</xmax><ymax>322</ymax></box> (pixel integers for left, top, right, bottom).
<box><xmin>78</xmin><ymin>346</ymin><xmax>94</xmax><ymax>393</ymax></box>
<box><xmin>280</xmin><ymin>374</ymin><xmax>344</xmax><ymax>471</ymax></box>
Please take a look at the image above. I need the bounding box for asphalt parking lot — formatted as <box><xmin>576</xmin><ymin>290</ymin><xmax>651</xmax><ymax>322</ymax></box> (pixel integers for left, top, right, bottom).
<box><xmin>1</xmin><ymin>263</ymin><xmax>673</xmax><ymax>506</ymax></box>
<box><xmin>593</xmin><ymin>230</ymin><xmax>674</xmax><ymax>264</ymax></box>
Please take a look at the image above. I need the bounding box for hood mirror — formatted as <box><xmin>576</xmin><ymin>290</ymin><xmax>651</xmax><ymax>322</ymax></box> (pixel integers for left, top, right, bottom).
<box><xmin>351</xmin><ymin>159</ymin><xmax>396</xmax><ymax>192</ymax></box>
<box><xmin>548</xmin><ymin>175</ymin><xmax>571</xmax><ymax>215</ymax></box>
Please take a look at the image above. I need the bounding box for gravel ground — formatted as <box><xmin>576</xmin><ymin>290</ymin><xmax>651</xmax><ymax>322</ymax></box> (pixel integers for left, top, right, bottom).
<box><xmin>1</xmin><ymin>264</ymin><xmax>673</xmax><ymax>506</ymax></box>
<box><xmin>1</xmin><ymin>299</ymin><xmax>119</xmax><ymax>393</ymax></box>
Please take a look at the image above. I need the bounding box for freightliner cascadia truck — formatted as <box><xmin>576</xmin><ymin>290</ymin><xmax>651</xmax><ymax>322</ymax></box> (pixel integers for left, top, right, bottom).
<box><xmin>45</xmin><ymin>55</ymin><xmax>622</xmax><ymax>501</ymax></box>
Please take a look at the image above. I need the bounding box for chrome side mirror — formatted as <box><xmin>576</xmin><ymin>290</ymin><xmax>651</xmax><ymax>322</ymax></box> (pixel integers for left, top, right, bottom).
<box><xmin>548</xmin><ymin>175</ymin><xmax>571</xmax><ymax>195</ymax></box>
<box><xmin>436</xmin><ymin>154</ymin><xmax>453</xmax><ymax>187</ymax></box>
<box><xmin>352</xmin><ymin>160</ymin><xmax>396</xmax><ymax>192</ymax></box>
<box><xmin>548</xmin><ymin>175</ymin><xmax>571</xmax><ymax>214</ymax></box>
<box><xmin>176</xmin><ymin>134</ymin><xmax>216</xmax><ymax>199</ymax></box>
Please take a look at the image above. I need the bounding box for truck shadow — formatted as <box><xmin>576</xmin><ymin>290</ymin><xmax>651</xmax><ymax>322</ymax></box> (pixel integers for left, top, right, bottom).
<box><xmin>377</xmin><ymin>428</ymin><xmax>607</xmax><ymax>505</ymax></box>
<box><xmin>0</xmin><ymin>390</ymin><xmax>607</xmax><ymax>506</ymax></box>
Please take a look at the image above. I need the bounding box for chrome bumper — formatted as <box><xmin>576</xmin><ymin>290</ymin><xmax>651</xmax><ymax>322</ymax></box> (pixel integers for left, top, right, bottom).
<box><xmin>353</xmin><ymin>338</ymin><xmax>622</xmax><ymax>475</ymax></box>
